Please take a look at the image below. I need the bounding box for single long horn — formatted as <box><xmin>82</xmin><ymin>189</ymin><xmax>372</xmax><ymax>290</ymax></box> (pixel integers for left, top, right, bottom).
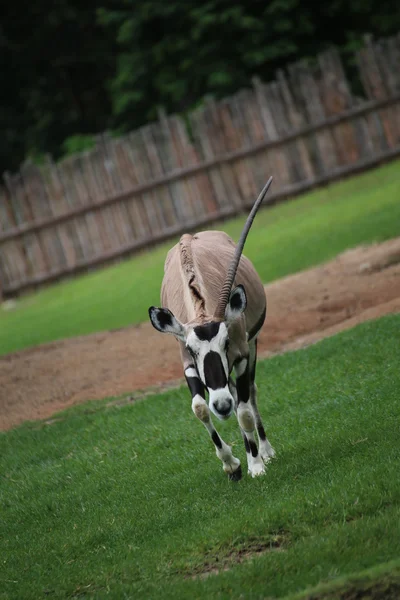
<box><xmin>213</xmin><ymin>176</ymin><xmax>273</xmax><ymax>320</ymax></box>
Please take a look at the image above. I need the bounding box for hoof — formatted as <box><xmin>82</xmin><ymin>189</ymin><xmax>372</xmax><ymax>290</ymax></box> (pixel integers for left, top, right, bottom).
<box><xmin>260</xmin><ymin>444</ymin><xmax>276</xmax><ymax>463</ymax></box>
<box><xmin>248</xmin><ymin>462</ymin><xmax>266</xmax><ymax>477</ymax></box>
<box><xmin>229</xmin><ymin>465</ymin><xmax>242</xmax><ymax>481</ymax></box>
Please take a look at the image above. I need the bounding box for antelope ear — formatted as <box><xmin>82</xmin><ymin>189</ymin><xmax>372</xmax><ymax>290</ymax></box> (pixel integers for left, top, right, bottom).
<box><xmin>225</xmin><ymin>285</ymin><xmax>247</xmax><ymax>323</ymax></box>
<box><xmin>148</xmin><ymin>307</ymin><xmax>185</xmax><ymax>341</ymax></box>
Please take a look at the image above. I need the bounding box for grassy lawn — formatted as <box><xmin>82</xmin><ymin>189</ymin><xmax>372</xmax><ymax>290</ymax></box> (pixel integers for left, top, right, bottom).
<box><xmin>1</xmin><ymin>314</ymin><xmax>399</xmax><ymax>599</ymax></box>
<box><xmin>0</xmin><ymin>160</ymin><xmax>399</xmax><ymax>356</ymax></box>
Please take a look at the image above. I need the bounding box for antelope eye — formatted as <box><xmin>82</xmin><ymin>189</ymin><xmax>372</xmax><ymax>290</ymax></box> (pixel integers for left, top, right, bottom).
<box><xmin>186</xmin><ymin>346</ymin><xmax>196</xmax><ymax>358</ymax></box>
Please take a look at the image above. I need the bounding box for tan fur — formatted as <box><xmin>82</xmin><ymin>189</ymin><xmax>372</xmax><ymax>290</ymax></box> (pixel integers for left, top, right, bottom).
<box><xmin>177</xmin><ymin>234</ymin><xmax>206</xmax><ymax>318</ymax></box>
<box><xmin>161</xmin><ymin>230</ymin><xmax>266</xmax><ymax>364</ymax></box>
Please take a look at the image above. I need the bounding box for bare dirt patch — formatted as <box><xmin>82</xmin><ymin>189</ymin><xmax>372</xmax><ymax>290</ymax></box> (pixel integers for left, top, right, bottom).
<box><xmin>179</xmin><ymin>533</ymin><xmax>287</xmax><ymax>580</ymax></box>
<box><xmin>1</xmin><ymin>238</ymin><xmax>400</xmax><ymax>431</ymax></box>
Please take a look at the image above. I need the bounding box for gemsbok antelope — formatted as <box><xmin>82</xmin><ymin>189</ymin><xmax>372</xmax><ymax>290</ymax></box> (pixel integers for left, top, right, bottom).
<box><xmin>149</xmin><ymin>177</ymin><xmax>275</xmax><ymax>480</ymax></box>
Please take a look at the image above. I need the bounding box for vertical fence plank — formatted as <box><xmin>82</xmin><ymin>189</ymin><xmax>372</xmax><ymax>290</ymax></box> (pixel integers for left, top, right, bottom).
<box><xmin>170</xmin><ymin>114</ymin><xmax>218</xmax><ymax>216</ymax></box>
<box><xmin>118</xmin><ymin>136</ymin><xmax>150</xmax><ymax>240</ymax></box>
<box><xmin>234</xmin><ymin>89</ymin><xmax>268</xmax><ymax>197</ymax></box>
<box><xmin>0</xmin><ymin>185</ymin><xmax>27</xmax><ymax>286</ymax></box>
<box><xmin>275</xmin><ymin>70</ymin><xmax>316</xmax><ymax>181</ymax></box>
<box><xmin>78</xmin><ymin>150</ymin><xmax>108</xmax><ymax>255</ymax></box>
<box><xmin>207</xmin><ymin>97</ymin><xmax>243</xmax><ymax>209</ymax></box>
<box><xmin>383</xmin><ymin>35</ymin><xmax>400</xmax><ymax>145</ymax></box>
<box><xmin>268</xmin><ymin>79</ymin><xmax>305</xmax><ymax>183</ymax></box>
<box><xmin>101</xmin><ymin>134</ymin><xmax>137</xmax><ymax>248</ymax></box>
<box><xmin>92</xmin><ymin>136</ymin><xmax>124</xmax><ymax>253</ymax></box>
<box><xmin>231</xmin><ymin>91</ymin><xmax>262</xmax><ymax>201</ymax></box>
<box><xmin>370</xmin><ymin>36</ymin><xmax>400</xmax><ymax>147</ymax></box>
<box><xmin>317</xmin><ymin>50</ymin><xmax>355</xmax><ymax>166</ymax></box>
<box><xmin>56</xmin><ymin>157</ymin><xmax>90</xmax><ymax>262</ymax></box>
<box><xmin>128</xmin><ymin>130</ymin><xmax>162</xmax><ymax>236</ymax></box>
<box><xmin>190</xmin><ymin>102</ymin><xmax>233</xmax><ymax>212</ymax></box>
<box><xmin>293</xmin><ymin>60</ymin><xmax>339</xmax><ymax>174</ymax></box>
<box><xmin>222</xmin><ymin>96</ymin><xmax>258</xmax><ymax>204</ymax></box>
<box><xmin>357</xmin><ymin>36</ymin><xmax>393</xmax><ymax>153</ymax></box>
<box><xmin>143</xmin><ymin>122</ymin><xmax>180</xmax><ymax>227</ymax></box>
<box><xmin>109</xmin><ymin>138</ymin><xmax>139</xmax><ymax>240</ymax></box>
<box><xmin>20</xmin><ymin>161</ymin><xmax>66</xmax><ymax>275</ymax></box>
<box><xmin>43</xmin><ymin>156</ymin><xmax>79</xmax><ymax>268</ymax></box>
<box><xmin>3</xmin><ymin>171</ymin><xmax>46</xmax><ymax>279</ymax></box>
<box><xmin>252</xmin><ymin>78</ymin><xmax>292</xmax><ymax>190</ymax></box>
<box><xmin>157</xmin><ymin>110</ymin><xmax>195</xmax><ymax>223</ymax></box>
<box><xmin>0</xmin><ymin>185</ymin><xmax>12</xmax><ymax>286</ymax></box>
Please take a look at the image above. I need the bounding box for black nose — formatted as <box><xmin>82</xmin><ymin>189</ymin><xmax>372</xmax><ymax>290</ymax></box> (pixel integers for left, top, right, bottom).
<box><xmin>215</xmin><ymin>400</ymin><xmax>232</xmax><ymax>415</ymax></box>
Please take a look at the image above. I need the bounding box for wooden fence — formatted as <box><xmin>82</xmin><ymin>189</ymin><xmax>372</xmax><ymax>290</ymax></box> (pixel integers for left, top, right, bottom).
<box><xmin>1</xmin><ymin>33</ymin><xmax>400</xmax><ymax>296</ymax></box>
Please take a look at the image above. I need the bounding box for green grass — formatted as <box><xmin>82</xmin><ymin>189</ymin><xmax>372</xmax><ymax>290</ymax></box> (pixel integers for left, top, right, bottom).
<box><xmin>1</xmin><ymin>160</ymin><xmax>399</xmax><ymax>356</ymax></box>
<box><xmin>289</xmin><ymin>560</ymin><xmax>400</xmax><ymax>599</ymax></box>
<box><xmin>1</xmin><ymin>314</ymin><xmax>400</xmax><ymax>599</ymax></box>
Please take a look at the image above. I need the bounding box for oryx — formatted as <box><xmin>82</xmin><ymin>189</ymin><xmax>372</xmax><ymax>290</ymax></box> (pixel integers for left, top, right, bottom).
<box><xmin>148</xmin><ymin>178</ymin><xmax>275</xmax><ymax>480</ymax></box>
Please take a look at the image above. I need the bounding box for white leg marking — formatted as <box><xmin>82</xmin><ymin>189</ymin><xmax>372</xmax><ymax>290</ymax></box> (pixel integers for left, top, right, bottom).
<box><xmin>259</xmin><ymin>440</ymin><xmax>276</xmax><ymax>462</ymax></box>
<box><xmin>250</xmin><ymin>383</ymin><xmax>276</xmax><ymax>463</ymax></box>
<box><xmin>238</xmin><ymin>428</ymin><xmax>254</xmax><ymax>475</ymax></box>
<box><xmin>185</xmin><ymin>367</ymin><xmax>198</xmax><ymax>379</ymax></box>
<box><xmin>246</xmin><ymin>432</ymin><xmax>265</xmax><ymax>477</ymax></box>
<box><xmin>192</xmin><ymin>395</ymin><xmax>240</xmax><ymax>475</ymax></box>
<box><xmin>231</xmin><ymin>376</ymin><xmax>266</xmax><ymax>477</ymax></box>
<box><xmin>237</xmin><ymin>404</ymin><xmax>265</xmax><ymax>477</ymax></box>
<box><xmin>214</xmin><ymin>440</ymin><xmax>241</xmax><ymax>474</ymax></box>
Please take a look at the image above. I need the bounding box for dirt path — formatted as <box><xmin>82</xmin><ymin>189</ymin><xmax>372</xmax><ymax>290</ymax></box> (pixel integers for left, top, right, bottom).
<box><xmin>1</xmin><ymin>238</ymin><xmax>400</xmax><ymax>431</ymax></box>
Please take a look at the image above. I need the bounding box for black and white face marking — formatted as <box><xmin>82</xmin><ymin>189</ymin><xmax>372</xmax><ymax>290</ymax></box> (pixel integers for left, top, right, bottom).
<box><xmin>203</xmin><ymin>351</ymin><xmax>227</xmax><ymax>389</ymax></box>
<box><xmin>148</xmin><ymin>287</ymin><xmax>248</xmax><ymax>422</ymax></box>
<box><xmin>186</xmin><ymin>321</ymin><xmax>234</xmax><ymax>421</ymax></box>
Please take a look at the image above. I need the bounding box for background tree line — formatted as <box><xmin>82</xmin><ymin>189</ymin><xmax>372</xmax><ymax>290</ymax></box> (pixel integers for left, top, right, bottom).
<box><xmin>1</xmin><ymin>0</ymin><xmax>399</xmax><ymax>175</ymax></box>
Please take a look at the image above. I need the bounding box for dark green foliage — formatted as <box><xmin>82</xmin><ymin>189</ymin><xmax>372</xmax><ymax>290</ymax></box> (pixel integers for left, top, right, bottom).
<box><xmin>100</xmin><ymin>0</ymin><xmax>400</xmax><ymax>129</ymax></box>
<box><xmin>62</xmin><ymin>134</ymin><xmax>95</xmax><ymax>157</ymax></box>
<box><xmin>1</xmin><ymin>0</ymin><xmax>400</xmax><ymax>173</ymax></box>
<box><xmin>0</xmin><ymin>1</ymin><xmax>116</xmax><ymax>173</ymax></box>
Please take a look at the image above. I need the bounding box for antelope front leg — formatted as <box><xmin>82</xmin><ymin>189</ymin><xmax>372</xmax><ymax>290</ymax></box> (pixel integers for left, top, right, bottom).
<box><xmin>248</xmin><ymin>340</ymin><xmax>275</xmax><ymax>463</ymax></box>
<box><xmin>185</xmin><ymin>366</ymin><xmax>242</xmax><ymax>480</ymax></box>
<box><xmin>250</xmin><ymin>383</ymin><xmax>275</xmax><ymax>462</ymax></box>
<box><xmin>235</xmin><ymin>358</ymin><xmax>265</xmax><ymax>477</ymax></box>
